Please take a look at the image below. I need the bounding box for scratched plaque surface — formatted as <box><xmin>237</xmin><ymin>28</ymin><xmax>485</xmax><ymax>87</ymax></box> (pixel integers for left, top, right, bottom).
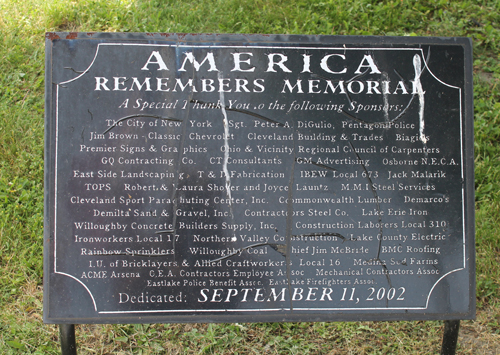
<box><xmin>44</xmin><ymin>33</ymin><xmax>474</xmax><ymax>323</ymax></box>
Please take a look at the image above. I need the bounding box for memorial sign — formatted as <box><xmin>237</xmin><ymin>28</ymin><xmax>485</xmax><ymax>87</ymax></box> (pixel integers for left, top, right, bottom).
<box><xmin>44</xmin><ymin>33</ymin><xmax>474</xmax><ymax>324</ymax></box>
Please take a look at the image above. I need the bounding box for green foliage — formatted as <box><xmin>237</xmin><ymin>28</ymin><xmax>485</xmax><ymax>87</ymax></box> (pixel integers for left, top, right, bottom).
<box><xmin>0</xmin><ymin>0</ymin><xmax>500</xmax><ymax>353</ymax></box>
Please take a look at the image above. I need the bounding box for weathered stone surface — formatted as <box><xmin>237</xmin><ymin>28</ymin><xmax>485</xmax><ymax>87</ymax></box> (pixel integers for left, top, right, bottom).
<box><xmin>44</xmin><ymin>33</ymin><xmax>474</xmax><ymax>323</ymax></box>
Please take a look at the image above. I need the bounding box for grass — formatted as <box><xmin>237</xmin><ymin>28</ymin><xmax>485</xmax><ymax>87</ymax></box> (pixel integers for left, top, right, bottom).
<box><xmin>1</xmin><ymin>0</ymin><xmax>500</xmax><ymax>353</ymax></box>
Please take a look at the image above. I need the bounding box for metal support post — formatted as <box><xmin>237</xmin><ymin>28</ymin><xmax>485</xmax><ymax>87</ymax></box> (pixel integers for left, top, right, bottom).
<box><xmin>59</xmin><ymin>324</ymin><xmax>77</xmax><ymax>355</ymax></box>
<box><xmin>440</xmin><ymin>320</ymin><xmax>460</xmax><ymax>355</ymax></box>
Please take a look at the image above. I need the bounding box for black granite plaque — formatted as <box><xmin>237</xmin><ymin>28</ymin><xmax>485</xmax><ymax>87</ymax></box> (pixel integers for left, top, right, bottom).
<box><xmin>44</xmin><ymin>33</ymin><xmax>475</xmax><ymax>324</ymax></box>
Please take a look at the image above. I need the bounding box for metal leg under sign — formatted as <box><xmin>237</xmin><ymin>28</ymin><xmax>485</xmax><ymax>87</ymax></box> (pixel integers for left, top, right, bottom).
<box><xmin>440</xmin><ymin>320</ymin><xmax>460</xmax><ymax>355</ymax></box>
<box><xmin>60</xmin><ymin>324</ymin><xmax>77</xmax><ymax>355</ymax></box>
